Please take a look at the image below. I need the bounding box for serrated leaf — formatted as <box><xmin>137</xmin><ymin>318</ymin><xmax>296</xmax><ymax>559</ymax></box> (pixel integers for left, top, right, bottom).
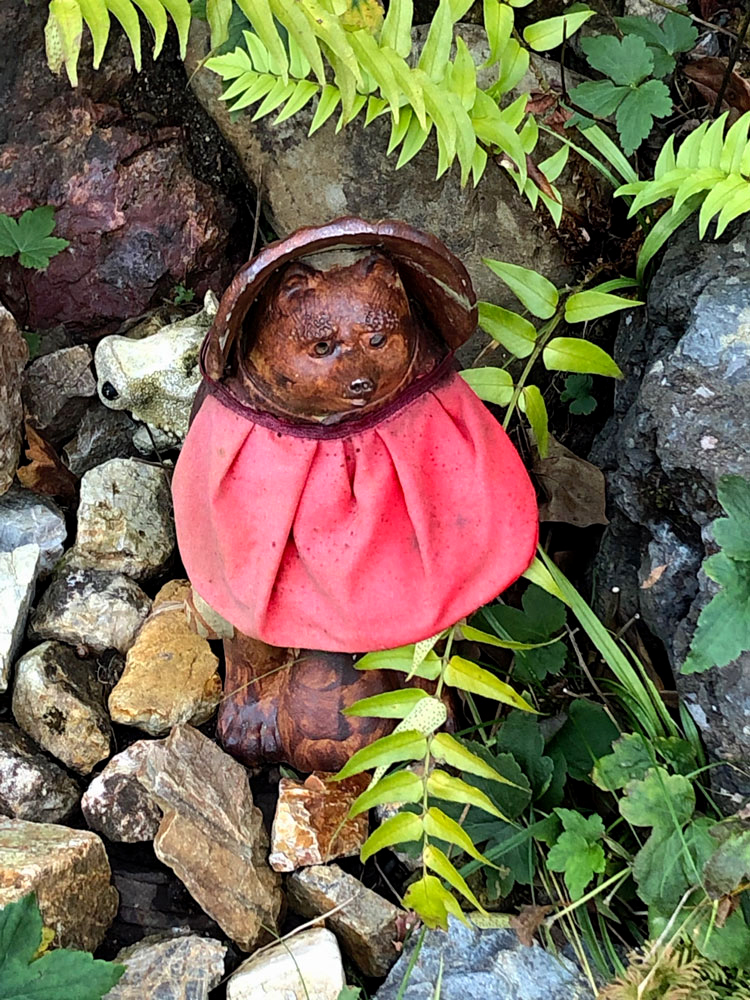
<box><xmin>360</xmin><ymin>811</ymin><xmax>423</xmax><ymax>861</ymax></box>
<box><xmin>495</xmin><ymin>711</ymin><xmax>554</xmax><ymax>801</ymax></box>
<box><xmin>523</xmin><ymin>10</ymin><xmax>594</xmax><ymax>52</ymax></box>
<box><xmin>426</xmin><ymin>769</ymin><xmax>511</xmax><ymax>820</ymax></box>
<box><xmin>334</xmin><ymin>730</ymin><xmax>428</xmax><ymax>780</ymax></box>
<box><xmin>570</xmin><ymin>80</ymin><xmax>627</xmax><ymax>119</ymax></box>
<box><xmin>543</xmin><ymin>337</ymin><xmax>622</xmax><ymax>378</ymax></box>
<box><xmin>482</xmin><ymin>259</ymin><xmax>559</xmax><ymax>319</ymax></box>
<box><xmin>565</xmin><ymin>289</ymin><xmax>642</xmax><ymax>323</ymax></box>
<box><xmin>0</xmin><ymin>207</ymin><xmax>69</xmax><ymax>271</ymax></box>
<box><xmin>444</xmin><ymin>656</ymin><xmax>536</xmax><ymax>712</ymax></box>
<box><xmin>582</xmin><ymin>33</ymin><xmax>653</xmax><ymax>86</ymax></box>
<box><xmin>614</xmin><ymin>14</ymin><xmax>665</xmax><ymax>48</ymax></box>
<box><xmin>648</xmin><ymin>46</ymin><xmax>675</xmax><ymax>79</ymax></box>
<box><xmin>356</xmin><ymin>645</ymin><xmax>441</xmax><ymax>680</ymax></box>
<box><xmin>616</xmin><ymin>79</ymin><xmax>672</xmax><ymax>155</ymax></box>
<box><xmin>714</xmin><ymin>474</ymin><xmax>750</xmax><ymax>560</ymax></box>
<box><xmin>424</xmin><ymin>806</ymin><xmax>495</xmax><ymax>865</ymax></box>
<box><xmin>431</xmin><ymin>732</ymin><xmax>521</xmax><ymax>787</ymax></box>
<box><xmin>545</xmin><ymin>699</ymin><xmax>618</xmax><ymax>782</ymax></box>
<box><xmin>403</xmin><ymin>874</ymin><xmax>465</xmax><ymax>929</ymax></box>
<box><xmin>477</xmin><ymin>301</ymin><xmax>537</xmax><ymax>358</ymax></box>
<box><xmin>593</xmin><ymin>732</ymin><xmax>654</xmax><ymax>791</ymax></box>
<box><xmin>424</xmin><ymin>844</ymin><xmax>487</xmax><ymax>911</ymax></box>
<box><xmin>660</xmin><ymin>11</ymin><xmax>698</xmax><ymax>54</ymax></box>
<box><xmin>343</xmin><ymin>688</ymin><xmax>429</xmax><ymax>718</ymax></box>
<box><xmin>620</xmin><ymin>766</ymin><xmax>695</xmax><ymax>831</ymax></box>
<box><xmin>481</xmin><ymin>584</ymin><xmax>566</xmax><ymax>683</ymax></box>
<box><xmin>547</xmin><ymin>824</ymin><xmax>606</xmax><ymax>900</ymax></box>
<box><xmin>682</xmin><ymin>553</ymin><xmax>750</xmax><ymax>673</ymax></box>
<box><xmin>348</xmin><ymin>769</ymin><xmax>424</xmax><ymax>816</ymax></box>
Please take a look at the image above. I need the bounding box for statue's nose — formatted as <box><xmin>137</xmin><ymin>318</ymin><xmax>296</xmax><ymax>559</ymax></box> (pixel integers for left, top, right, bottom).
<box><xmin>349</xmin><ymin>378</ymin><xmax>375</xmax><ymax>396</ymax></box>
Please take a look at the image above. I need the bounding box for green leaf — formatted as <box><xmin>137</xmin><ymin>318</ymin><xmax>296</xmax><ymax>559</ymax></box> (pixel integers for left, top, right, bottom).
<box><xmin>424</xmin><ymin>844</ymin><xmax>486</xmax><ymax>911</ymax></box>
<box><xmin>682</xmin><ymin>553</ymin><xmax>750</xmax><ymax>673</ymax></box>
<box><xmin>635</xmin><ymin>817</ymin><xmax>717</xmax><ymax>909</ymax></box>
<box><xmin>159</xmin><ymin>0</ymin><xmax>191</xmax><ymax>59</ymax></box>
<box><xmin>523</xmin><ymin>10</ymin><xmax>595</xmax><ymax>52</ymax></box>
<box><xmin>460</xmin><ymin>623</ymin><xmax>561</xmax><ymax>652</ymax></box>
<box><xmin>477</xmin><ymin>302</ymin><xmax>538</xmax><ymax>358</ymax></box>
<box><xmin>569</xmin><ymin>80</ymin><xmax>627</xmax><ymax>119</ymax></box>
<box><xmin>418</xmin><ymin>0</ymin><xmax>454</xmax><ymax>83</ymax></box>
<box><xmin>0</xmin><ymin>207</ymin><xmax>70</xmax><ymax>271</ymax></box>
<box><xmin>344</xmin><ymin>688</ymin><xmax>429</xmax><ymax>719</ymax></box>
<box><xmin>77</xmin><ymin>0</ymin><xmax>111</xmax><ymax>69</ymax></box>
<box><xmin>547</xmin><ymin>809</ymin><xmax>606</xmax><ymax>899</ymax></box>
<box><xmin>619</xmin><ymin>766</ymin><xmax>695</xmax><ymax>831</ymax></box>
<box><xmin>714</xmin><ymin>474</ymin><xmax>750</xmax><ymax>560</ymax></box>
<box><xmin>648</xmin><ymin>46</ymin><xmax>675</xmax><ymax>79</ymax></box>
<box><xmin>616</xmin><ymin>79</ymin><xmax>672</xmax><ymax>155</ymax></box>
<box><xmin>480</xmin><ymin>583</ymin><xmax>567</xmax><ymax>683</ymax></box>
<box><xmin>703</xmin><ymin>828</ymin><xmax>750</xmax><ymax>898</ymax></box>
<box><xmin>484</xmin><ymin>0</ymin><xmax>513</xmax><ymax>66</ymax></box>
<box><xmin>403</xmin><ymin>874</ymin><xmax>465</xmax><ymax>929</ymax></box>
<box><xmin>0</xmin><ymin>894</ymin><xmax>124</xmax><ymax>999</ymax></box>
<box><xmin>360</xmin><ymin>811</ymin><xmax>424</xmax><ymax>861</ymax></box>
<box><xmin>565</xmin><ymin>289</ymin><xmax>642</xmax><ymax>323</ymax></box>
<box><xmin>426</xmin><ymin>769</ymin><xmax>512</xmax><ymax>820</ymax></box>
<box><xmin>424</xmin><ymin>806</ymin><xmax>495</xmax><ymax>865</ymax></box>
<box><xmin>444</xmin><ymin>656</ymin><xmax>536</xmax><ymax>712</ymax></box>
<box><xmin>431</xmin><ymin>732</ymin><xmax>522</xmax><ymax>787</ymax></box>
<box><xmin>460</xmin><ymin>367</ymin><xmax>514</xmax><ymax>407</ymax></box>
<box><xmin>660</xmin><ymin>11</ymin><xmax>699</xmax><ymax>54</ymax></box>
<box><xmin>348</xmin><ymin>769</ymin><xmax>424</xmax><ymax>816</ymax></box>
<box><xmin>581</xmin><ymin>33</ymin><xmax>653</xmax><ymax>87</ymax></box>
<box><xmin>593</xmin><ymin>732</ymin><xmax>654</xmax><ymax>791</ymax></box>
<box><xmin>635</xmin><ymin>195</ymin><xmax>703</xmax><ymax>284</ymax></box>
<box><xmin>334</xmin><ymin>730</ymin><xmax>428</xmax><ymax>780</ymax></box>
<box><xmin>545</xmin><ymin>699</ymin><xmax>619</xmax><ymax>782</ymax></box>
<box><xmin>543</xmin><ymin>337</ymin><xmax>623</xmax><ymax>378</ymax></box>
<box><xmin>309</xmin><ymin>84</ymin><xmax>342</xmax><ymax>134</ymax></box>
<box><xmin>560</xmin><ymin>373</ymin><xmax>596</xmax><ymax>415</ymax></box>
<box><xmin>482</xmin><ymin>259</ymin><xmax>559</xmax><ymax>319</ymax></box>
<box><xmin>614</xmin><ymin>14</ymin><xmax>665</xmax><ymax>48</ymax></box>
<box><xmin>356</xmin><ymin>645</ymin><xmax>441</xmax><ymax>680</ymax></box>
<box><xmin>45</xmin><ymin>0</ymin><xmax>84</xmax><ymax>86</ymax></box>
<box><xmin>692</xmin><ymin>908</ymin><xmax>750</xmax><ymax>967</ymax></box>
<box><xmin>381</xmin><ymin>0</ymin><xmax>413</xmax><ymax>59</ymax></box>
<box><xmin>495</xmin><ymin>711</ymin><xmax>555</xmax><ymax>801</ymax></box>
<box><xmin>520</xmin><ymin>385</ymin><xmax>549</xmax><ymax>457</ymax></box>
<box><xmin>206</xmin><ymin>0</ymin><xmax>232</xmax><ymax>48</ymax></box>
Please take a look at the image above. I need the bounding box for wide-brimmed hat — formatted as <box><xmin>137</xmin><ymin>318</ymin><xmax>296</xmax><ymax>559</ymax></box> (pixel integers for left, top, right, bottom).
<box><xmin>200</xmin><ymin>217</ymin><xmax>478</xmax><ymax>381</ymax></box>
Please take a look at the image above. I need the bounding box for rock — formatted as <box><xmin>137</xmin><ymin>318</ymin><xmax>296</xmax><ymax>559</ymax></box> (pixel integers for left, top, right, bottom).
<box><xmin>185</xmin><ymin>23</ymin><xmax>577</xmax><ymax>358</ymax></box>
<box><xmin>270</xmin><ymin>773</ymin><xmax>369</xmax><ymax>872</ymax></box>
<box><xmin>0</xmin><ymin>2</ymin><xmax>236</xmax><ymax>337</ymax></box>
<box><xmin>95</xmin><ymin>292</ymin><xmax>218</xmax><ymax>446</ymax></box>
<box><xmin>376</xmin><ymin>918</ymin><xmax>594</xmax><ymax>1000</ymax></box>
<box><xmin>0</xmin><ymin>543</ymin><xmax>40</xmax><ymax>693</ymax></box>
<box><xmin>71</xmin><ymin>459</ymin><xmax>175</xmax><ymax>579</ymax></box>
<box><xmin>139</xmin><ymin>724</ymin><xmax>282</xmax><ymax>951</ymax></box>
<box><xmin>105</xmin><ymin>934</ymin><xmax>227</xmax><ymax>1000</ymax></box>
<box><xmin>108</xmin><ymin>581</ymin><xmax>222</xmax><ymax>736</ymax></box>
<box><xmin>287</xmin><ymin>864</ymin><xmax>400</xmax><ymax>978</ymax></box>
<box><xmin>21</xmin><ymin>345</ymin><xmax>96</xmax><ymax>445</ymax></box>
<box><xmin>591</xmin><ymin>217</ymin><xmax>750</xmax><ymax>804</ymax></box>
<box><xmin>225</xmin><ymin>927</ymin><xmax>345</xmax><ymax>1000</ymax></box>
<box><xmin>0</xmin><ymin>306</ymin><xmax>28</xmax><ymax>495</ymax></box>
<box><xmin>12</xmin><ymin>641</ymin><xmax>112</xmax><ymax>774</ymax></box>
<box><xmin>0</xmin><ymin>723</ymin><xmax>79</xmax><ymax>823</ymax></box>
<box><xmin>0</xmin><ymin>817</ymin><xmax>118</xmax><ymax>951</ymax></box>
<box><xmin>185</xmin><ymin>585</ymin><xmax>235</xmax><ymax>641</ymax></box>
<box><xmin>0</xmin><ymin>486</ymin><xmax>67</xmax><ymax>574</ymax></box>
<box><xmin>30</xmin><ymin>568</ymin><xmax>151</xmax><ymax>653</ymax></box>
<box><xmin>63</xmin><ymin>404</ymin><xmax>140</xmax><ymax>477</ymax></box>
<box><xmin>81</xmin><ymin>741</ymin><xmax>163</xmax><ymax>842</ymax></box>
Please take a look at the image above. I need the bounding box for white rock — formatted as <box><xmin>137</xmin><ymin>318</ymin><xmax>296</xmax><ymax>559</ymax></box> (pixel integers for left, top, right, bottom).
<box><xmin>72</xmin><ymin>459</ymin><xmax>175</xmax><ymax>579</ymax></box>
<box><xmin>0</xmin><ymin>487</ymin><xmax>67</xmax><ymax>574</ymax></box>
<box><xmin>81</xmin><ymin>741</ymin><xmax>163</xmax><ymax>842</ymax></box>
<box><xmin>226</xmin><ymin>928</ymin><xmax>345</xmax><ymax>1000</ymax></box>
<box><xmin>0</xmin><ymin>544</ymin><xmax>41</xmax><ymax>693</ymax></box>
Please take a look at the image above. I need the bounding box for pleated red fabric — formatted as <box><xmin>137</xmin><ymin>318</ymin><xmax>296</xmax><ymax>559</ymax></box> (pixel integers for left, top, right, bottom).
<box><xmin>172</xmin><ymin>369</ymin><xmax>538</xmax><ymax>652</ymax></box>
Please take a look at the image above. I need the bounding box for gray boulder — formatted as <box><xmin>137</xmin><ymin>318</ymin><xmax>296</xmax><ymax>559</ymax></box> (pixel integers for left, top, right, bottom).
<box><xmin>0</xmin><ymin>486</ymin><xmax>67</xmax><ymax>574</ymax></box>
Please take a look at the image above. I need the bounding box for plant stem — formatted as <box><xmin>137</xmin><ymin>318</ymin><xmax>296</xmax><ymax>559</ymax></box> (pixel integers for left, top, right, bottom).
<box><xmin>502</xmin><ymin>314</ymin><xmax>561</xmax><ymax>428</ymax></box>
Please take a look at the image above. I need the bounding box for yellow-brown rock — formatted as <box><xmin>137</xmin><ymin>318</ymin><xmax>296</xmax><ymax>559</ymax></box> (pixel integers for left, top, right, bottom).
<box><xmin>269</xmin><ymin>773</ymin><xmax>369</xmax><ymax>872</ymax></box>
<box><xmin>108</xmin><ymin>581</ymin><xmax>221</xmax><ymax>736</ymax></box>
<box><xmin>0</xmin><ymin>817</ymin><xmax>118</xmax><ymax>951</ymax></box>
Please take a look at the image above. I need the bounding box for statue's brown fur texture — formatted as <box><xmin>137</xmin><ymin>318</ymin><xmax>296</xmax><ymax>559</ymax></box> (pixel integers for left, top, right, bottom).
<box><xmin>236</xmin><ymin>253</ymin><xmax>443</xmax><ymax>422</ymax></box>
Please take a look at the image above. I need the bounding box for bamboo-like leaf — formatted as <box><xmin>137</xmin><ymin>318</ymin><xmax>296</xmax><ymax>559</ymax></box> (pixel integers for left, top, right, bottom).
<box><xmin>424</xmin><ymin>806</ymin><xmax>495</xmax><ymax>864</ymax></box>
<box><xmin>522</xmin><ymin>556</ymin><xmax>568</xmax><ymax>604</ymax></box>
<box><xmin>46</xmin><ymin>0</ymin><xmax>84</xmax><ymax>86</ymax></box>
<box><xmin>243</xmin><ymin>28</ymin><xmax>271</xmax><ymax>71</ymax></box>
<box><xmin>349</xmin><ymin>770</ymin><xmax>424</xmax><ymax>816</ymax></box>
<box><xmin>538</xmin><ymin>144</ymin><xmax>568</xmax><ymax>183</ymax></box>
<box><xmin>379</xmin><ymin>47</ymin><xmax>426</xmax><ymax>128</ymax></box>
<box><xmin>590</xmin><ymin>278</ymin><xmax>639</xmax><ymax>294</ymax></box>
<box><xmin>715</xmin><ymin>183</ymin><xmax>750</xmax><ymax>238</ymax></box>
<box><xmin>275</xmin><ymin>79</ymin><xmax>319</xmax><ymax>122</ymax></box>
<box><xmin>365</xmin><ymin>95</ymin><xmax>388</xmax><ymax>124</ymax></box>
<box><xmin>235</xmin><ymin>0</ymin><xmax>288</xmax><ymax>82</ymax></box>
<box><xmin>459</xmin><ymin>367</ymin><xmax>514</xmax><ymax>406</ymax></box>
<box><xmin>299</xmin><ymin>0</ymin><xmax>362</xmax><ymax>85</ymax></box>
<box><xmin>78</xmin><ymin>0</ymin><xmax>111</xmax><ymax>68</ymax></box>
<box><xmin>523</xmin><ymin>10</ymin><xmax>594</xmax><ymax>52</ymax></box>
<box><xmin>344</xmin><ymin>688</ymin><xmax>429</xmax><ymax>719</ymax></box>
<box><xmin>697</xmin><ymin>112</ymin><xmax>729</xmax><ymax>169</ymax></box>
<box><xmin>205</xmin><ymin>0</ymin><xmax>232</xmax><ymax>49</ymax></box>
<box><xmin>450</xmin><ymin>36</ymin><xmax>477</xmax><ymax>111</ymax></box>
<box><xmin>636</xmin><ymin>195</ymin><xmax>703</xmax><ymax>282</ymax></box>
<box><xmin>431</xmin><ymin>731</ymin><xmax>520</xmax><ymax>784</ymax></box>
<box><xmin>252</xmin><ymin>77</ymin><xmax>297</xmax><ymax>119</ymax></box>
<box><xmin>411</xmin><ymin>632</ymin><xmax>444</xmax><ymax>676</ymax></box>
<box><xmin>460</xmin><ymin>623</ymin><xmax>561</xmax><ymax>651</ymax></box>
<box><xmin>484</xmin><ymin>0</ymin><xmax>513</xmax><ymax>66</ymax></box>
<box><xmin>403</xmin><ymin>874</ymin><xmax>466</xmax><ymax>929</ymax></box>
<box><xmin>418</xmin><ymin>0</ymin><xmax>454</xmax><ymax>83</ymax></box>
<box><xmin>520</xmin><ymin>385</ymin><xmax>549</xmax><ymax>458</ymax></box>
<box><xmin>564</xmin><ymin>290</ymin><xmax>642</xmax><ymax>324</ymax></box>
<box><xmin>478</xmin><ymin>301</ymin><xmax>537</xmax><ymax>357</ymax></box>
<box><xmin>671</xmin><ymin>168</ymin><xmax>725</xmax><ymax>213</ymax></box>
<box><xmin>426</xmin><ymin>769</ymin><xmax>510</xmax><ymax>820</ymax></box>
<box><xmin>495</xmin><ymin>37</ymin><xmax>529</xmax><ymax>94</ymax></box>
<box><xmin>675</xmin><ymin>121</ymin><xmax>709</xmax><ymax>169</ymax></box>
<box><xmin>424</xmin><ymin>843</ymin><xmax>488</xmax><ymax>911</ymax></box>
<box><xmin>653</xmin><ymin>133</ymin><xmax>676</xmax><ymax>179</ymax></box>
<box><xmin>357</xmin><ymin>645</ymin><xmax>441</xmax><ymax>680</ymax></box>
<box><xmin>349</xmin><ymin>29</ymin><xmax>402</xmax><ymax>120</ymax></box>
<box><xmin>444</xmin><ymin>655</ymin><xmax>537</xmax><ymax>711</ymax></box>
<box><xmin>106</xmin><ymin>0</ymin><xmax>143</xmax><ymax>71</ymax></box>
<box><xmin>229</xmin><ymin>74</ymin><xmax>275</xmax><ymax>112</ymax></box>
<box><xmin>542</xmin><ymin>337</ymin><xmax>623</xmax><ymax>378</ymax></box>
<box><xmin>159</xmin><ymin>0</ymin><xmax>190</xmax><ymax>58</ymax></box>
<box><xmin>719</xmin><ymin>111</ymin><xmax>750</xmax><ymax>174</ymax></box>
<box><xmin>269</xmin><ymin>0</ymin><xmax>326</xmax><ymax>84</ymax></box>
<box><xmin>219</xmin><ymin>70</ymin><xmax>259</xmax><ymax>102</ymax></box>
<box><xmin>360</xmin><ymin>811</ymin><xmax>424</xmax><ymax>861</ymax></box>
<box><xmin>698</xmin><ymin>174</ymin><xmax>746</xmax><ymax>238</ymax></box>
<box><xmin>309</xmin><ymin>83</ymin><xmax>342</xmax><ymax>134</ymax></box>
<box><xmin>420</xmin><ymin>74</ymin><xmax>457</xmax><ymax>161</ymax></box>
<box><xmin>381</xmin><ymin>0</ymin><xmax>413</xmax><ymax>59</ymax></box>
<box><xmin>625</xmin><ymin>170</ymin><xmax>690</xmax><ymax>215</ymax></box>
<box><xmin>482</xmin><ymin>258</ymin><xmax>559</xmax><ymax>319</ymax></box>
<box><xmin>471</xmin><ymin>143</ymin><xmax>488</xmax><ymax>185</ymax></box>
<box><xmin>501</xmin><ymin>93</ymin><xmax>528</xmax><ymax>130</ymax></box>
<box><xmin>334</xmin><ymin>730</ymin><xmax>428</xmax><ymax>780</ymax></box>
<box><xmin>539</xmin><ymin>187</ymin><xmax>563</xmax><ymax>227</ymax></box>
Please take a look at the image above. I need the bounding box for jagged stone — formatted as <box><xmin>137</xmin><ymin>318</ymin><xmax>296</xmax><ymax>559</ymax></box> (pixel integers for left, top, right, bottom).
<box><xmin>106</xmin><ymin>934</ymin><xmax>227</xmax><ymax>1000</ymax></box>
<box><xmin>12</xmin><ymin>641</ymin><xmax>112</xmax><ymax>775</ymax></box>
<box><xmin>0</xmin><ymin>306</ymin><xmax>28</xmax><ymax>496</ymax></box>
<box><xmin>22</xmin><ymin>344</ymin><xmax>96</xmax><ymax>444</ymax></box>
<box><xmin>0</xmin><ymin>543</ymin><xmax>40</xmax><ymax>693</ymax></box>
<box><xmin>0</xmin><ymin>817</ymin><xmax>118</xmax><ymax>951</ymax></box>
<box><xmin>0</xmin><ymin>723</ymin><xmax>79</xmax><ymax>823</ymax></box>
<box><xmin>81</xmin><ymin>741</ymin><xmax>163</xmax><ymax>842</ymax></box>
<box><xmin>0</xmin><ymin>486</ymin><xmax>67</xmax><ymax>574</ymax></box>
<box><xmin>63</xmin><ymin>404</ymin><xmax>140</xmax><ymax>477</ymax></box>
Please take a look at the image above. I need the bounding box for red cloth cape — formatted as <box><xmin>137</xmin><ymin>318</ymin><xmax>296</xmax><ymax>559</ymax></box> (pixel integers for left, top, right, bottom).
<box><xmin>172</xmin><ymin>366</ymin><xmax>538</xmax><ymax>652</ymax></box>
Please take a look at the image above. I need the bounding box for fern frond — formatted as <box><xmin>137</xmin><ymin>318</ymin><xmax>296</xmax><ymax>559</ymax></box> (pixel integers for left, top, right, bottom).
<box><xmin>615</xmin><ymin>111</ymin><xmax>750</xmax><ymax>275</ymax></box>
<box><xmin>45</xmin><ymin>0</ymin><xmax>190</xmax><ymax>84</ymax></box>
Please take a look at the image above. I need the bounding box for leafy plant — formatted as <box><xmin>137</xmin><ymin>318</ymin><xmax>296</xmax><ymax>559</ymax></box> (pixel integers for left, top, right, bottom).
<box><xmin>615</xmin><ymin>111</ymin><xmax>750</xmax><ymax>281</ymax></box>
<box><xmin>0</xmin><ymin>894</ymin><xmax>125</xmax><ymax>1000</ymax></box>
<box><xmin>172</xmin><ymin>282</ymin><xmax>196</xmax><ymax>304</ymax></box>
<box><xmin>682</xmin><ymin>475</ymin><xmax>750</xmax><ymax>674</ymax></box>
<box><xmin>546</xmin><ymin>807</ymin><xmax>606</xmax><ymax>900</ymax></box>
<box><xmin>560</xmin><ymin>373</ymin><xmax>597</xmax><ymax>415</ymax></box>
<box><xmin>615</xmin><ymin>11</ymin><xmax>698</xmax><ymax>80</ymax></box>
<box><xmin>44</xmin><ymin>0</ymin><xmax>191</xmax><ymax>86</ymax></box>
<box><xmin>0</xmin><ymin>207</ymin><xmax>69</xmax><ymax>270</ymax></box>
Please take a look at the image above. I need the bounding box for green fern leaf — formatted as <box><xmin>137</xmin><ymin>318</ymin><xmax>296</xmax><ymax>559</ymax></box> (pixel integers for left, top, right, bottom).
<box><xmin>715</xmin><ymin>184</ymin><xmax>750</xmax><ymax>237</ymax></box>
<box><xmin>105</xmin><ymin>0</ymin><xmax>143</xmax><ymax>70</ymax></box>
<box><xmin>380</xmin><ymin>0</ymin><xmax>413</xmax><ymax>59</ymax></box>
<box><xmin>45</xmin><ymin>0</ymin><xmax>83</xmax><ymax>86</ymax></box>
<box><xmin>484</xmin><ymin>0</ymin><xmax>513</xmax><ymax>67</ymax></box>
<box><xmin>132</xmin><ymin>0</ymin><xmax>168</xmax><ymax>58</ymax></box>
<box><xmin>274</xmin><ymin>79</ymin><xmax>319</xmax><ymax>122</ymax></box>
<box><xmin>159</xmin><ymin>0</ymin><xmax>190</xmax><ymax>58</ymax></box>
<box><xmin>77</xmin><ymin>0</ymin><xmax>111</xmax><ymax>68</ymax></box>
<box><xmin>269</xmin><ymin>0</ymin><xmax>326</xmax><ymax>84</ymax></box>
<box><xmin>698</xmin><ymin>174</ymin><xmax>747</xmax><ymax>238</ymax></box>
<box><xmin>309</xmin><ymin>83</ymin><xmax>342</xmax><ymax>133</ymax></box>
<box><xmin>235</xmin><ymin>0</ymin><xmax>289</xmax><ymax>82</ymax></box>
<box><xmin>418</xmin><ymin>0</ymin><xmax>455</xmax><ymax>84</ymax></box>
<box><xmin>348</xmin><ymin>29</ymin><xmax>402</xmax><ymax>120</ymax></box>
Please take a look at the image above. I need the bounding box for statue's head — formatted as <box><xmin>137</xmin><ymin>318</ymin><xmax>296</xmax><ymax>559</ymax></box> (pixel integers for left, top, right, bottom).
<box><xmin>241</xmin><ymin>253</ymin><xmax>424</xmax><ymax>419</ymax></box>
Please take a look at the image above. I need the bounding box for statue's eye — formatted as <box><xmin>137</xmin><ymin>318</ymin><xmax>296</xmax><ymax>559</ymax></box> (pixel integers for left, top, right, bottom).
<box><xmin>313</xmin><ymin>341</ymin><xmax>333</xmax><ymax>356</ymax></box>
<box><xmin>370</xmin><ymin>333</ymin><xmax>387</xmax><ymax>348</ymax></box>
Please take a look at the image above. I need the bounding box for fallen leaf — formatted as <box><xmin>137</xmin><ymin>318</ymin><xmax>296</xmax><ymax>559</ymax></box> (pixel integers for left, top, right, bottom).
<box><xmin>510</xmin><ymin>904</ymin><xmax>552</xmax><ymax>946</ymax></box>
<box><xmin>715</xmin><ymin>893</ymin><xmax>738</xmax><ymax>928</ymax></box>
<box><xmin>527</xmin><ymin>91</ymin><xmax>559</xmax><ymax>116</ymax></box>
<box><xmin>16</xmin><ymin>421</ymin><xmax>77</xmax><ymax>500</ymax></box>
<box><xmin>640</xmin><ymin>564</ymin><xmax>667</xmax><ymax>589</ymax></box>
<box><xmin>684</xmin><ymin>57</ymin><xmax>750</xmax><ymax>116</ymax></box>
<box><xmin>534</xmin><ymin>437</ymin><xmax>608</xmax><ymax>528</ymax></box>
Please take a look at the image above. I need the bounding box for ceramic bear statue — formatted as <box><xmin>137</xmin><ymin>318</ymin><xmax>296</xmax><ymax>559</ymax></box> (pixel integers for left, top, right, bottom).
<box><xmin>172</xmin><ymin>218</ymin><xmax>538</xmax><ymax>772</ymax></box>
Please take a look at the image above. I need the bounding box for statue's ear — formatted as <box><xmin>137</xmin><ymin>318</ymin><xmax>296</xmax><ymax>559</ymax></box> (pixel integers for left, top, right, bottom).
<box><xmin>274</xmin><ymin>262</ymin><xmax>318</xmax><ymax>310</ymax></box>
<box><xmin>354</xmin><ymin>253</ymin><xmax>402</xmax><ymax>288</ymax></box>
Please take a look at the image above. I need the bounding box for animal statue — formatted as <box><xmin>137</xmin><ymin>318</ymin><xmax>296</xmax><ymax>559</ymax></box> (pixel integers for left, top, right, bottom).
<box><xmin>172</xmin><ymin>218</ymin><xmax>538</xmax><ymax>772</ymax></box>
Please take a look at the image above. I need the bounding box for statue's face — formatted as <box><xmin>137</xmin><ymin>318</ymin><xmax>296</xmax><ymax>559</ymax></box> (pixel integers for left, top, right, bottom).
<box><xmin>243</xmin><ymin>254</ymin><xmax>418</xmax><ymax>418</ymax></box>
